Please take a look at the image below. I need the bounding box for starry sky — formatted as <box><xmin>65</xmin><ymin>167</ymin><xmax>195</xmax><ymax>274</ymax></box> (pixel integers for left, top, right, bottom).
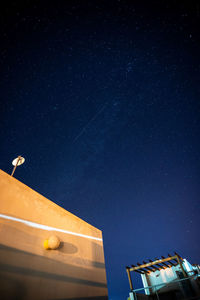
<box><xmin>0</xmin><ymin>1</ymin><xmax>200</xmax><ymax>299</ymax></box>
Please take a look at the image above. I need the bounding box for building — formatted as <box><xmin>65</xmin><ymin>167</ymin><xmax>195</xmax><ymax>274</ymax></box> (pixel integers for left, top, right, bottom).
<box><xmin>0</xmin><ymin>169</ymin><xmax>108</xmax><ymax>300</ymax></box>
<box><xmin>126</xmin><ymin>253</ymin><xmax>200</xmax><ymax>300</ymax></box>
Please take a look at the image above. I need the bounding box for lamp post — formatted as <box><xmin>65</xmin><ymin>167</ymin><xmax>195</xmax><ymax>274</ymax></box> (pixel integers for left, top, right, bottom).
<box><xmin>11</xmin><ymin>156</ymin><xmax>25</xmax><ymax>177</ymax></box>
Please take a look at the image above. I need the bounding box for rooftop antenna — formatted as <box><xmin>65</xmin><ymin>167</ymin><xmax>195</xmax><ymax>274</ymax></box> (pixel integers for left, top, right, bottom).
<box><xmin>11</xmin><ymin>156</ymin><xmax>25</xmax><ymax>177</ymax></box>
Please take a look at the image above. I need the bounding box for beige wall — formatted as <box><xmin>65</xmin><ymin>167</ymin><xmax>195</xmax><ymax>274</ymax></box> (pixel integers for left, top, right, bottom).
<box><xmin>0</xmin><ymin>170</ymin><xmax>108</xmax><ymax>300</ymax></box>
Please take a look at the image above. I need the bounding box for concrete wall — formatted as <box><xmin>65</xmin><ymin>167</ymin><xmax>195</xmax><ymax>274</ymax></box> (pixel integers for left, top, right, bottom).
<box><xmin>0</xmin><ymin>170</ymin><xmax>108</xmax><ymax>300</ymax></box>
<box><xmin>144</xmin><ymin>265</ymin><xmax>180</xmax><ymax>288</ymax></box>
<box><xmin>142</xmin><ymin>262</ymin><xmax>191</xmax><ymax>291</ymax></box>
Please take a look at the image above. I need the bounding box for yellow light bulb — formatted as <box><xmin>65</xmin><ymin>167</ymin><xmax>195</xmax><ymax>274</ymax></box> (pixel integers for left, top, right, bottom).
<box><xmin>43</xmin><ymin>239</ymin><xmax>49</xmax><ymax>249</ymax></box>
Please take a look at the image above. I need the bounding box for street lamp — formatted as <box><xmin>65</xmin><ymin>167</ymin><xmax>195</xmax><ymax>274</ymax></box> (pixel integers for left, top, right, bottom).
<box><xmin>11</xmin><ymin>156</ymin><xmax>25</xmax><ymax>177</ymax></box>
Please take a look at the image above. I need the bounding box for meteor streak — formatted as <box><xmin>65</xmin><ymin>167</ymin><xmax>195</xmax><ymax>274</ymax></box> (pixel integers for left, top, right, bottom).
<box><xmin>72</xmin><ymin>102</ymin><xmax>108</xmax><ymax>143</ymax></box>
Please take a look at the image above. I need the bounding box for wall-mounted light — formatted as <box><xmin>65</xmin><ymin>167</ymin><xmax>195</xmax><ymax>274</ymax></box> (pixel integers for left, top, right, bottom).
<box><xmin>43</xmin><ymin>235</ymin><xmax>60</xmax><ymax>250</ymax></box>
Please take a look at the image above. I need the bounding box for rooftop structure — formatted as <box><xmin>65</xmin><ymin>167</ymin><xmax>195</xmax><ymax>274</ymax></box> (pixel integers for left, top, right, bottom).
<box><xmin>126</xmin><ymin>253</ymin><xmax>200</xmax><ymax>300</ymax></box>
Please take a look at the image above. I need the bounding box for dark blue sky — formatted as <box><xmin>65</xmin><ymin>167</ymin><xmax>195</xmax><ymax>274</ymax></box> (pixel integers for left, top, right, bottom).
<box><xmin>0</xmin><ymin>1</ymin><xmax>200</xmax><ymax>299</ymax></box>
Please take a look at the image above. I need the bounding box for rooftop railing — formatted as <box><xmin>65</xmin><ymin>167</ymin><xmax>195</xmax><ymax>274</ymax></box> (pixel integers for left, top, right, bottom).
<box><xmin>129</xmin><ymin>274</ymin><xmax>200</xmax><ymax>300</ymax></box>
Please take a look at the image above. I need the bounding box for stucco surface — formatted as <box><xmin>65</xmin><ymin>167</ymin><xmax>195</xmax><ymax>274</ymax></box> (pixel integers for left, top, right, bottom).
<box><xmin>0</xmin><ymin>170</ymin><xmax>108</xmax><ymax>300</ymax></box>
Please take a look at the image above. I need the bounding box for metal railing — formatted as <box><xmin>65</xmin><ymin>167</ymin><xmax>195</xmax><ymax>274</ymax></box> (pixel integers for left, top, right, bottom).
<box><xmin>129</xmin><ymin>274</ymin><xmax>200</xmax><ymax>300</ymax></box>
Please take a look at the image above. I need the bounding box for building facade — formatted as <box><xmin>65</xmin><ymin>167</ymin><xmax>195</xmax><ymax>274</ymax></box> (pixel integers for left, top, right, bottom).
<box><xmin>0</xmin><ymin>170</ymin><xmax>108</xmax><ymax>300</ymax></box>
<box><xmin>126</xmin><ymin>254</ymin><xmax>200</xmax><ymax>300</ymax></box>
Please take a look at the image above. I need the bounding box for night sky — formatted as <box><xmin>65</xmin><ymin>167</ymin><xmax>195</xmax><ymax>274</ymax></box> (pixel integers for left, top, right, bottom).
<box><xmin>0</xmin><ymin>1</ymin><xmax>200</xmax><ymax>299</ymax></box>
